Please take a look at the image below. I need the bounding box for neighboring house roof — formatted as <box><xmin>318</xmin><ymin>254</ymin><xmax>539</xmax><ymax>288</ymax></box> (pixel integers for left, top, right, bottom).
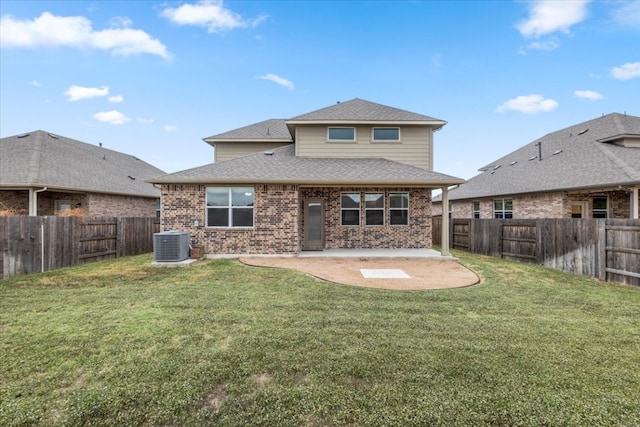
<box><xmin>0</xmin><ymin>130</ymin><xmax>165</xmax><ymax>197</ymax></box>
<box><xmin>438</xmin><ymin>113</ymin><xmax>640</xmax><ymax>201</ymax></box>
<box><xmin>149</xmin><ymin>145</ymin><xmax>463</xmax><ymax>186</ymax></box>
<box><xmin>203</xmin><ymin>118</ymin><xmax>292</xmax><ymax>142</ymax></box>
<box><xmin>287</xmin><ymin>98</ymin><xmax>447</xmax><ymax>127</ymax></box>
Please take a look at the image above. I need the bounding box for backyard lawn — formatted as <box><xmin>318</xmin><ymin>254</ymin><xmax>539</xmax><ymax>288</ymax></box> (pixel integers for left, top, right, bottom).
<box><xmin>1</xmin><ymin>252</ymin><xmax>638</xmax><ymax>426</ymax></box>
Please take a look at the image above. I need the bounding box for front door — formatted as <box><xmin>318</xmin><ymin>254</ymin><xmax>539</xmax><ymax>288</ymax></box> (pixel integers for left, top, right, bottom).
<box><xmin>303</xmin><ymin>200</ymin><xmax>324</xmax><ymax>250</ymax></box>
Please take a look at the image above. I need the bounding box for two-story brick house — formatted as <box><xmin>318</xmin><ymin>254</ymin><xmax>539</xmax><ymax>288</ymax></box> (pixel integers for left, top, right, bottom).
<box><xmin>149</xmin><ymin>99</ymin><xmax>464</xmax><ymax>255</ymax></box>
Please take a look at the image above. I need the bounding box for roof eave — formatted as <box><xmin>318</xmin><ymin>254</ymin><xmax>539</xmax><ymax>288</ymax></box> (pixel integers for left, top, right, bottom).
<box><xmin>445</xmin><ymin>180</ymin><xmax>640</xmax><ymax>201</ymax></box>
<box><xmin>285</xmin><ymin>119</ymin><xmax>447</xmax><ymax>127</ymax></box>
<box><xmin>202</xmin><ymin>138</ymin><xmax>293</xmax><ymax>143</ymax></box>
<box><xmin>0</xmin><ymin>183</ymin><xmax>160</xmax><ymax>198</ymax></box>
<box><xmin>148</xmin><ymin>177</ymin><xmax>465</xmax><ymax>187</ymax></box>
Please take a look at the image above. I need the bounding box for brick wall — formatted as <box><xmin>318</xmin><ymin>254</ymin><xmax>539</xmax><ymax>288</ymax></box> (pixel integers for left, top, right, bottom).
<box><xmin>301</xmin><ymin>187</ymin><xmax>432</xmax><ymax>249</ymax></box>
<box><xmin>441</xmin><ymin>189</ymin><xmax>634</xmax><ymax>219</ymax></box>
<box><xmin>87</xmin><ymin>193</ymin><xmax>157</xmax><ymax>217</ymax></box>
<box><xmin>161</xmin><ymin>184</ymin><xmax>433</xmax><ymax>254</ymax></box>
<box><xmin>0</xmin><ymin>190</ymin><xmax>30</xmax><ymax>215</ymax></box>
<box><xmin>161</xmin><ymin>184</ymin><xmax>300</xmax><ymax>255</ymax></box>
<box><xmin>1</xmin><ymin>190</ymin><xmax>156</xmax><ymax>217</ymax></box>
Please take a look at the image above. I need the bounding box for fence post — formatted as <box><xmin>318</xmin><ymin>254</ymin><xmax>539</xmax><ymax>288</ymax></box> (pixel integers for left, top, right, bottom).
<box><xmin>597</xmin><ymin>219</ymin><xmax>607</xmax><ymax>281</ymax></box>
<box><xmin>116</xmin><ymin>217</ymin><xmax>124</xmax><ymax>258</ymax></box>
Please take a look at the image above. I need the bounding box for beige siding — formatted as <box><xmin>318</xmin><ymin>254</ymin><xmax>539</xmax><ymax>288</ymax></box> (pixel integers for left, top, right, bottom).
<box><xmin>215</xmin><ymin>142</ymin><xmax>293</xmax><ymax>163</ymax></box>
<box><xmin>295</xmin><ymin>125</ymin><xmax>433</xmax><ymax>170</ymax></box>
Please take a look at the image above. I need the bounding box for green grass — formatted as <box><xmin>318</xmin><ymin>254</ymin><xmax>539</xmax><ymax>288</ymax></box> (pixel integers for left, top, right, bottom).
<box><xmin>1</xmin><ymin>252</ymin><xmax>639</xmax><ymax>426</ymax></box>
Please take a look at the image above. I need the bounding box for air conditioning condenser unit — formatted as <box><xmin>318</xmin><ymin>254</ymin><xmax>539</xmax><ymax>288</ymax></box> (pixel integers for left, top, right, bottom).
<box><xmin>153</xmin><ymin>231</ymin><xmax>190</xmax><ymax>262</ymax></box>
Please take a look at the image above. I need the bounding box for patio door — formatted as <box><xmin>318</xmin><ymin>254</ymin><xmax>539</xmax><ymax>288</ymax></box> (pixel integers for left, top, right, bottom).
<box><xmin>303</xmin><ymin>200</ymin><xmax>324</xmax><ymax>250</ymax></box>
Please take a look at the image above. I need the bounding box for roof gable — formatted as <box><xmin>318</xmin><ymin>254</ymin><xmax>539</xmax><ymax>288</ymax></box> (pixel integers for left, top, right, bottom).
<box><xmin>287</xmin><ymin>98</ymin><xmax>445</xmax><ymax>124</ymax></box>
<box><xmin>0</xmin><ymin>130</ymin><xmax>165</xmax><ymax>197</ymax></box>
<box><xmin>203</xmin><ymin>118</ymin><xmax>292</xmax><ymax>142</ymax></box>
<box><xmin>447</xmin><ymin>113</ymin><xmax>640</xmax><ymax>201</ymax></box>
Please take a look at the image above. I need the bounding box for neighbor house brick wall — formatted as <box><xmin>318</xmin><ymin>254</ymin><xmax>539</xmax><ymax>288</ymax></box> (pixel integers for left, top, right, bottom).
<box><xmin>301</xmin><ymin>187</ymin><xmax>432</xmax><ymax>249</ymax></box>
<box><xmin>1</xmin><ymin>190</ymin><xmax>156</xmax><ymax>217</ymax></box>
<box><xmin>437</xmin><ymin>189</ymin><xmax>633</xmax><ymax>219</ymax></box>
<box><xmin>0</xmin><ymin>190</ymin><xmax>86</xmax><ymax>216</ymax></box>
<box><xmin>86</xmin><ymin>193</ymin><xmax>157</xmax><ymax>218</ymax></box>
<box><xmin>568</xmin><ymin>190</ymin><xmax>631</xmax><ymax>218</ymax></box>
<box><xmin>0</xmin><ymin>190</ymin><xmax>29</xmax><ymax>215</ymax></box>
<box><xmin>161</xmin><ymin>184</ymin><xmax>300</xmax><ymax>254</ymax></box>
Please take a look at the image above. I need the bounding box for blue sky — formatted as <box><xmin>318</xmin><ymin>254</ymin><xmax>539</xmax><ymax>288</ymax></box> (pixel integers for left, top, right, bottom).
<box><xmin>1</xmin><ymin>0</ymin><xmax>638</xmax><ymax>178</ymax></box>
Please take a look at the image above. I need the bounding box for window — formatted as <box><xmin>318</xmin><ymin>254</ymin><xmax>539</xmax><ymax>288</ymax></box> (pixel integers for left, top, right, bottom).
<box><xmin>372</xmin><ymin>127</ymin><xmax>400</xmax><ymax>142</ymax></box>
<box><xmin>341</xmin><ymin>193</ymin><xmax>360</xmax><ymax>226</ymax></box>
<box><xmin>592</xmin><ymin>196</ymin><xmax>608</xmax><ymax>218</ymax></box>
<box><xmin>55</xmin><ymin>200</ymin><xmax>71</xmax><ymax>214</ymax></box>
<box><xmin>390</xmin><ymin>193</ymin><xmax>409</xmax><ymax>225</ymax></box>
<box><xmin>472</xmin><ymin>201</ymin><xmax>480</xmax><ymax>219</ymax></box>
<box><xmin>328</xmin><ymin>127</ymin><xmax>355</xmax><ymax>141</ymax></box>
<box><xmin>156</xmin><ymin>199</ymin><xmax>161</xmax><ymax>221</ymax></box>
<box><xmin>206</xmin><ymin>187</ymin><xmax>254</xmax><ymax>227</ymax></box>
<box><xmin>365</xmin><ymin>193</ymin><xmax>384</xmax><ymax>226</ymax></box>
<box><xmin>493</xmin><ymin>199</ymin><xmax>513</xmax><ymax>218</ymax></box>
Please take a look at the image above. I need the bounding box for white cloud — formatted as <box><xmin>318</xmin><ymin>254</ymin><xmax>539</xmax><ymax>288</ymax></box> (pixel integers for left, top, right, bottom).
<box><xmin>0</xmin><ymin>12</ymin><xmax>170</xmax><ymax>59</ymax></box>
<box><xmin>611</xmin><ymin>62</ymin><xmax>640</xmax><ymax>80</ymax></box>
<box><xmin>93</xmin><ymin>110</ymin><xmax>131</xmax><ymax>125</ymax></box>
<box><xmin>610</xmin><ymin>1</ymin><xmax>640</xmax><ymax>27</ymax></box>
<box><xmin>108</xmin><ymin>95</ymin><xmax>124</xmax><ymax>103</ymax></box>
<box><xmin>30</xmin><ymin>80</ymin><xmax>41</xmax><ymax>87</ymax></box>
<box><xmin>259</xmin><ymin>73</ymin><xmax>294</xmax><ymax>90</ymax></box>
<box><xmin>109</xmin><ymin>16</ymin><xmax>133</xmax><ymax>28</ymax></box>
<box><xmin>574</xmin><ymin>90</ymin><xmax>603</xmax><ymax>100</ymax></box>
<box><xmin>64</xmin><ymin>85</ymin><xmax>109</xmax><ymax>101</ymax></box>
<box><xmin>526</xmin><ymin>38</ymin><xmax>559</xmax><ymax>51</ymax></box>
<box><xmin>137</xmin><ymin>117</ymin><xmax>154</xmax><ymax>124</ymax></box>
<box><xmin>161</xmin><ymin>0</ymin><xmax>267</xmax><ymax>33</ymax></box>
<box><xmin>496</xmin><ymin>94</ymin><xmax>558</xmax><ymax>114</ymax></box>
<box><xmin>164</xmin><ymin>125</ymin><xmax>177</xmax><ymax>132</ymax></box>
<box><xmin>517</xmin><ymin>0</ymin><xmax>590</xmax><ymax>38</ymax></box>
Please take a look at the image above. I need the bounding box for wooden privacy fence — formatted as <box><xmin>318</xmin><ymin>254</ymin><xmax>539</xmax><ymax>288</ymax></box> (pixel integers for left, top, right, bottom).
<box><xmin>1</xmin><ymin>217</ymin><xmax>160</xmax><ymax>279</ymax></box>
<box><xmin>433</xmin><ymin>217</ymin><xmax>640</xmax><ymax>287</ymax></box>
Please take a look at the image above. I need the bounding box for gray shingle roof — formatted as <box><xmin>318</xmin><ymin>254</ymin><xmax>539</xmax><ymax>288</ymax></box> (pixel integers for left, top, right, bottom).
<box><xmin>444</xmin><ymin>113</ymin><xmax>640</xmax><ymax>201</ymax></box>
<box><xmin>203</xmin><ymin>119</ymin><xmax>292</xmax><ymax>141</ymax></box>
<box><xmin>1</xmin><ymin>130</ymin><xmax>165</xmax><ymax>197</ymax></box>
<box><xmin>148</xmin><ymin>145</ymin><xmax>463</xmax><ymax>186</ymax></box>
<box><xmin>288</xmin><ymin>98</ymin><xmax>445</xmax><ymax>124</ymax></box>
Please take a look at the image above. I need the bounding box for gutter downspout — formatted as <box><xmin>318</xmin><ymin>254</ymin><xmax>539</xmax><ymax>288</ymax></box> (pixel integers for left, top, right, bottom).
<box><xmin>632</xmin><ymin>187</ymin><xmax>639</xmax><ymax>219</ymax></box>
<box><xmin>29</xmin><ymin>187</ymin><xmax>48</xmax><ymax>216</ymax></box>
<box><xmin>441</xmin><ymin>186</ymin><xmax>450</xmax><ymax>256</ymax></box>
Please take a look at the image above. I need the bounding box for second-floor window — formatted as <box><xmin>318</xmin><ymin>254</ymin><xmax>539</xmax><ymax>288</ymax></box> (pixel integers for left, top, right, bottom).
<box><xmin>372</xmin><ymin>127</ymin><xmax>400</xmax><ymax>142</ymax></box>
<box><xmin>328</xmin><ymin>127</ymin><xmax>355</xmax><ymax>142</ymax></box>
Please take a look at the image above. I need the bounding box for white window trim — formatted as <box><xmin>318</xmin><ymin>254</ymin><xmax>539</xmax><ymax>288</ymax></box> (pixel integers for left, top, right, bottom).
<box><xmin>206</xmin><ymin>187</ymin><xmax>255</xmax><ymax>228</ymax></box>
<box><xmin>365</xmin><ymin>193</ymin><xmax>385</xmax><ymax>226</ymax></box>
<box><xmin>472</xmin><ymin>201</ymin><xmax>480</xmax><ymax>219</ymax></box>
<box><xmin>493</xmin><ymin>199</ymin><xmax>513</xmax><ymax>219</ymax></box>
<box><xmin>340</xmin><ymin>192</ymin><xmax>361</xmax><ymax>226</ymax></box>
<box><xmin>372</xmin><ymin>127</ymin><xmax>401</xmax><ymax>143</ymax></box>
<box><xmin>592</xmin><ymin>196</ymin><xmax>608</xmax><ymax>218</ymax></box>
<box><xmin>327</xmin><ymin>127</ymin><xmax>356</xmax><ymax>143</ymax></box>
<box><xmin>389</xmin><ymin>193</ymin><xmax>409</xmax><ymax>226</ymax></box>
<box><xmin>55</xmin><ymin>200</ymin><xmax>72</xmax><ymax>214</ymax></box>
